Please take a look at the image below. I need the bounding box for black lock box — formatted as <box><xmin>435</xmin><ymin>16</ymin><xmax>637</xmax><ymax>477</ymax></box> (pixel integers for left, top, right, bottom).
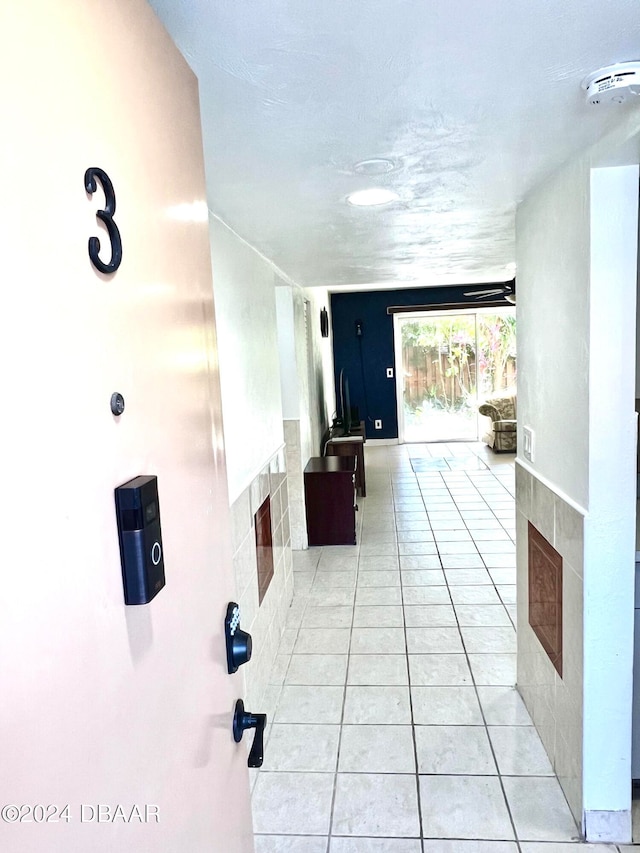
<box><xmin>115</xmin><ymin>475</ymin><xmax>165</xmax><ymax>605</ymax></box>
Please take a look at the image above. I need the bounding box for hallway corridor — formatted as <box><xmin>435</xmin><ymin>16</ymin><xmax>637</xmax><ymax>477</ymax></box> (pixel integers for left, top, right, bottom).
<box><xmin>251</xmin><ymin>443</ymin><xmax>630</xmax><ymax>852</ymax></box>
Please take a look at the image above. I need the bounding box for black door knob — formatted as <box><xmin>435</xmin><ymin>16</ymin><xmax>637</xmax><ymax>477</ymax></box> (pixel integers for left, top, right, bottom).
<box><xmin>233</xmin><ymin>699</ymin><xmax>266</xmax><ymax>768</ymax></box>
<box><xmin>225</xmin><ymin>602</ymin><xmax>253</xmax><ymax>674</ymax></box>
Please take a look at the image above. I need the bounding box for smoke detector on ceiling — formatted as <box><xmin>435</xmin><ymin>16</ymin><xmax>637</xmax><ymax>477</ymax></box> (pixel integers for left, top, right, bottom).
<box><xmin>581</xmin><ymin>61</ymin><xmax>640</xmax><ymax>106</ymax></box>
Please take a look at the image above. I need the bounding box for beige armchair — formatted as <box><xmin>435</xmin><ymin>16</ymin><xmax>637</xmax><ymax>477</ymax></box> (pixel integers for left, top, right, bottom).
<box><xmin>478</xmin><ymin>394</ymin><xmax>517</xmax><ymax>452</ymax></box>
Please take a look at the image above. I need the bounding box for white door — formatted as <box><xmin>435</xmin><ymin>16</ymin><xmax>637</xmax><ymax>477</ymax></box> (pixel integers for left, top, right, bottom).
<box><xmin>0</xmin><ymin>3</ymin><xmax>253</xmax><ymax>851</ymax></box>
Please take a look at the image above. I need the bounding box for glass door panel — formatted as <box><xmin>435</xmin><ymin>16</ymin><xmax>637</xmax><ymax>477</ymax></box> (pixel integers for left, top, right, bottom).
<box><xmin>476</xmin><ymin>313</ymin><xmax>517</xmax><ymax>398</ymax></box>
<box><xmin>399</xmin><ymin>314</ymin><xmax>478</xmax><ymax>442</ymax></box>
<box><xmin>397</xmin><ymin>309</ymin><xmax>516</xmax><ymax>443</ymax></box>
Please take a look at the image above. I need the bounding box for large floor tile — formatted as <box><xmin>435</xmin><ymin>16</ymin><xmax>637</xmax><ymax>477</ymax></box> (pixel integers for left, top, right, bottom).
<box><xmin>356</xmin><ymin>570</ymin><xmax>401</xmax><ymax>587</ymax></box>
<box><xmin>460</xmin><ymin>626</ymin><xmax>516</xmax><ymax>653</ymax></box>
<box><xmin>332</xmin><ymin>773</ymin><xmax>420</xmax><ymax>837</ymax></box>
<box><xmin>402</xmin><ymin>585</ymin><xmax>451</xmax><ymax>605</ymax></box>
<box><xmin>255</xmin><ymin>836</ymin><xmax>328</xmax><ymax>853</ymax></box>
<box><xmin>441</xmin><ymin>554</ymin><xmax>486</xmax><ymax>569</ymax></box>
<box><xmin>482</xmin><ymin>553</ymin><xmax>517</xmax><ymax>568</ymax></box>
<box><xmin>477</xmin><ymin>686</ymin><xmax>533</xmax><ymax>725</ymax></box>
<box><xmin>263</xmin><ymin>723</ymin><xmax>340</xmax><ymax>772</ymax></box>
<box><xmin>502</xmin><ymin>776</ymin><xmax>580</xmax><ymax>841</ymax></box>
<box><xmin>359</xmin><ymin>542</ymin><xmax>399</xmax><ymax>556</ymax></box>
<box><xmin>496</xmin><ymin>585</ymin><xmax>516</xmax><ymax>604</ymax></box>
<box><xmin>400</xmin><ymin>555</ymin><xmax>442</xmax><ymax>570</ymax></box>
<box><xmin>302</xmin><ymin>605</ymin><xmax>353</xmax><ymax>628</ymax></box>
<box><xmin>397</xmin><ymin>530</ymin><xmax>437</xmax><ymax>543</ymax></box>
<box><xmin>252</xmin><ymin>772</ymin><xmax>334</xmax><ymax>835</ymax></box>
<box><xmin>521</xmin><ymin>845</ymin><xmax>618</xmax><ymax>852</ymax></box>
<box><xmin>294</xmin><ymin>628</ymin><xmax>351</xmax><ymax>654</ymax></box>
<box><xmin>408</xmin><ymin>653</ymin><xmax>472</xmax><ymax>685</ymax></box>
<box><xmin>274</xmin><ymin>685</ymin><xmax>344</xmax><ymax>723</ymax></box>
<box><xmin>406</xmin><ymin>626</ymin><xmax>464</xmax><ymax>654</ymax></box>
<box><xmin>488</xmin><ymin>726</ymin><xmax>554</xmax><ymax>775</ymax></box>
<box><xmin>355</xmin><ymin>586</ymin><xmax>402</xmax><ymax>606</ymax></box>
<box><xmin>488</xmin><ymin>568</ymin><xmax>516</xmax><ymax>585</ymax></box>
<box><xmin>401</xmin><ymin>569</ymin><xmax>447</xmax><ymax>586</ymax></box>
<box><xmin>471</xmin><ymin>529</ymin><xmax>510</xmax><ymax>541</ymax></box>
<box><xmin>398</xmin><ymin>541</ymin><xmax>439</xmax><ymax>555</ymax></box>
<box><xmin>331</xmin><ymin>839</ymin><xmax>421</xmax><ymax>852</ymax></box>
<box><xmin>404</xmin><ymin>604</ymin><xmax>457</xmax><ymax>627</ymax></box>
<box><xmin>419</xmin><ymin>775</ymin><xmax>514</xmax><ymax>839</ymax></box>
<box><xmin>343</xmin><ymin>685</ymin><xmax>412</xmax><ymax>724</ymax></box>
<box><xmin>449</xmin><ymin>585</ymin><xmax>501</xmax><ymax>604</ymax></box>
<box><xmin>454</xmin><ymin>604</ymin><xmax>511</xmax><ymax>626</ymax></box>
<box><xmin>285</xmin><ymin>654</ymin><xmax>348</xmax><ymax>686</ymax></box>
<box><xmin>312</xmin><ymin>571</ymin><xmax>357</xmax><ymax>589</ymax></box>
<box><xmin>445</xmin><ymin>569</ymin><xmax>493</xmax><ymax>585</ymax></box>
<box><xmin>348</xmin><ymin>654</ymin><xmax>409</xmax><ymax>685</ymax></box>
<box><xmin>353</xmin><ymin>604</ymin><xmax>404</xmax><ymax>627</ymax></box>
<box><xmin>436</xmin><ymin>540</ymin><xmax>480</xmax><ymax>554</ymax></box>
<box><xmin>415</xmin><ymin>725</ymin><xmax>496</xmax><ymax>774</ymax></box>
<box><xmin>350</xmin><ymin>626</ymin><xmax>406</xmax><ymax>654</ymax></box>
<box><xmin>359</xmin><ymin>555</ymin><xmax>400</xmax><ymax>571</ymax></box>
<box><xmin>467</xmin><ymin>653</ymin><xmax>516</xmax><ymax>686</ymax></box>
<box><xmin>317</xmin><ymin>555</ymin><xmax>359</xmax><ymax>572</ymax></box>
<box><xmin>411</xmin><ymin>685</ymin><xmax>484</xmax><ymax>725</ymax></box>
<box><xmin>307</xmin><ymin>588</ymin><xmax>356</xmax><ymax>606</ymax></box>
<box><xmin>422</xmin><ymin>842</ymin><xmax>517</xmax><ymax>852</ymax></box>
<box><xmin>339</xmin><ymin>724</ymin><xmax>416</xmax><ymax>772</ymax></box>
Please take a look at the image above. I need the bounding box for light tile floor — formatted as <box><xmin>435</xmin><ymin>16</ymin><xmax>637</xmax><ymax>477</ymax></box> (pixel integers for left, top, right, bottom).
<box><xmin>252</xmin><ymin>442</ymin><xmax>633</xmax><ymax>853</ymax></box>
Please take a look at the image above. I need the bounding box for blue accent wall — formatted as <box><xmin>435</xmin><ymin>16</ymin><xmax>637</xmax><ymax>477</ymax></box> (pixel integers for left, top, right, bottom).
<box><xmin>330</xmin><ymin>285</ymin><xmax>511</xmax><ymax>439</ymax></box>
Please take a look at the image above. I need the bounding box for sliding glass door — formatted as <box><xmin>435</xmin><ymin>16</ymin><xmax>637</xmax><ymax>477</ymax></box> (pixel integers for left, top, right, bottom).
<box><xmin>395</xmin><ymin>309</ymin><xmax>516</xmax><ymax>443</ymax></box>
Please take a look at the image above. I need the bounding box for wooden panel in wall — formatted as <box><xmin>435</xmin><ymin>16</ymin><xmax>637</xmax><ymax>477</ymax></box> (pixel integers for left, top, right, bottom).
<box><xmin>255</xmin><ymin>496</ymin><xmax>274</xmax><ymax>604</ymax></box>
<box><xmin>528</xmin><ymin>522</ymin><xmax>563</xmax><ymax>677</ymax></box>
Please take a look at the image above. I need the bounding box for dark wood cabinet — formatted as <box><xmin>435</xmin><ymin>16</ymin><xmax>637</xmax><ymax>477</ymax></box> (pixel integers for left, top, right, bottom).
<box><xmin>304</xmin><ymin>456</ymin><xmax>357</xmax><ymax>546</ymax></box>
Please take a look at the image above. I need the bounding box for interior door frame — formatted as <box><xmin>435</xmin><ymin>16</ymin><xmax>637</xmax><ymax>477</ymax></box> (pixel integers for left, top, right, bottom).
<box><xmin>393</xmin><ymin>305</ymin><xmax>516</xmax><ymax>444</ymax></box>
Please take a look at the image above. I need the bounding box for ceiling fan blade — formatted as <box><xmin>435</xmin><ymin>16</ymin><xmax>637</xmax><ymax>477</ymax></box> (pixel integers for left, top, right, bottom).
<box><xmin>463</xmin><ymin>288</ymin><xmax>503</xmax><ymax>298</ymax></box>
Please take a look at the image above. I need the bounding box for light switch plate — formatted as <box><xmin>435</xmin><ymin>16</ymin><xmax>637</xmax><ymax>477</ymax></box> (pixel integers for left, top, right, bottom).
<box><xmin>374</xmin><ymin>419</ymin><xmax>382</xmax><ymax>429</ymax></box>
<box><xmin>523</xmin><ymin>426</ymin><xmax>534</xmax><ymax>462</ymax></box>
<box><xmin>386</xmin><ymin>367</ymin><xmax>394</xmax><ymax>378</ymax></box>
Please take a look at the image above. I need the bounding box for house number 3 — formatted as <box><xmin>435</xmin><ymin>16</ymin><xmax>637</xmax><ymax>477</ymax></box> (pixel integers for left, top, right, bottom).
<box><xmin>85</xmin><ymin>167</ymin><xmax>123</xmax><ymax>274</ymax></box>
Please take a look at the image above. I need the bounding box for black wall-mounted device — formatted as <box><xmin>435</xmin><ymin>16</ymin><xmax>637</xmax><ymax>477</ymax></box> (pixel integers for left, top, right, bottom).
<box><xmin>225</xmin><ymin>602</ymin><xmax>253</xmax><ymax>674</ymax></box>
<box><xmin>115</xmin><ymin>475</ymin><xmax>165</xmax><ymax>605</ymax></box>
<box><xmin>320</xmin><ymin>307</ymin><xmax>329</xmax><ymax>338</ymax></box>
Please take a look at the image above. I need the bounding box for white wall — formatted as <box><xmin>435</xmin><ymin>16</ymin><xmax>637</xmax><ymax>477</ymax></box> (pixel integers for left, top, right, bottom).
<box><xmin>583</xmin><ymin>165</ymin><xmax>638</xmax><ymax>834</ymax></box>
<box><xmin>210</xmin><ymin>218</ymin><xmax>285</xmax><ymax>503</ymax></box>
<box><xmin>516</xmin><ymin>110</ymin><xmax>640</xmax><ymax>841</ymax></box>
<box><xmin>304</xmin><ymin>286</ymin><xmax>334</xmax><ymax>457</ymax></box>
<box><xmin>517</xmin><ymin>158</ymin><xmax>590</xmax><ymax>507</ymax></box>
<box><xmin>275</xmin><ymin>283</ymin><xmax>332</xmax><ymax>549</ymax></box>
<box><xmin>275</xmin><ymin>284</ymin><xmax>300</xmax><ymax>419</ymax></box>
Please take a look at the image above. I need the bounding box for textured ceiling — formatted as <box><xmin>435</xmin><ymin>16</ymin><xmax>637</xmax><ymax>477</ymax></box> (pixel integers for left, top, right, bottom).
<box><xmin>148</xmin><ymin>0</ymin><xmax>640</xmax><ymax>288</ymax></box>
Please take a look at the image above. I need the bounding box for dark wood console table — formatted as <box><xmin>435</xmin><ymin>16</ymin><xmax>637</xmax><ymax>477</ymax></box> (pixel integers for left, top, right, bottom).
<box><xmin>304</xmin><ymin>456</ymin><xmax>357</xmax><ymax>546</ymax></box>
<box><xmin>325</xmin><ymin>420</ymin><xmax>366</xmax><ymax>496</ymax></box>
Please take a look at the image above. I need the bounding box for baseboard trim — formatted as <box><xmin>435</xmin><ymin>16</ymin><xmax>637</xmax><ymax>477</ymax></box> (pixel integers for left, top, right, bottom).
<box><xmin>365</xmin><ymin>438</ymin><xmax>399</xmax><ymax>446</ymax></box>
<box><xmin>584</xmin><ymin>808</ymin><xmax>632</xmax><ymax>843</ymax></box>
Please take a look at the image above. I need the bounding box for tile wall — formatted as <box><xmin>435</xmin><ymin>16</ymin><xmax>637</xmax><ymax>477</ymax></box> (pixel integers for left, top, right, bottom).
<box><xmin>283</xmin><ymin>419</ymin><xmax>308</xmax><ymax>550</ymax></box>
<box><xmin>230</xmin><ymin>445</ymin><xmax>294</xmax><ymax>710</ymax></box>
<box><xmin>516</xmin><ymin>461</ymin><xmax>585</xmax><ymax>825</ymax></box>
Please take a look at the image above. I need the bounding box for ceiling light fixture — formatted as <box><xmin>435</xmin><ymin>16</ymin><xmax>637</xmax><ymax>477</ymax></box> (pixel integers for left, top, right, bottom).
<box><xmin>347</xmin><ymin>188</ymin><xmax>399</xmax><ymax>207</ymax></box>
<box><xmin>353</xmin><ymin>158</ymin><xmax>396</xmax><ymax>176</ymax></box>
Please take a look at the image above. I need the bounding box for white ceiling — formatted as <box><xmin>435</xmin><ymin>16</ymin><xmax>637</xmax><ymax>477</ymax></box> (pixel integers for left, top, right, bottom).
<box><xmin>148</xmin><ymin>0</ymin><xmax>640</xmax><ymax>289</ymax></box>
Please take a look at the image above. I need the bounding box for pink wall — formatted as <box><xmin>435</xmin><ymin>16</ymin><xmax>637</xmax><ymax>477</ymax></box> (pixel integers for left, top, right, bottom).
<box><xmin>0</xmin><ymin>2</ymin><xmax>253</xmax><ymax>850</ymax></box>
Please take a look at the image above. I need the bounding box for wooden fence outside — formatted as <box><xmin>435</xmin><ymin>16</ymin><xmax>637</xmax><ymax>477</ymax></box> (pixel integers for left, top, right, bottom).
<box><xmin>402</xmin><ymin>345</ymin><xmax>516</xmax><ymax>410</ymax></box>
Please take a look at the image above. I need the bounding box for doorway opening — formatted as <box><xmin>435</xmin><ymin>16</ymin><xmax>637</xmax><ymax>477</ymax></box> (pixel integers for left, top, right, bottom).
<box><xmin>394</xmin><ymin>308</ymin><xmax>516</xmax><ymax>443</ymax></box>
